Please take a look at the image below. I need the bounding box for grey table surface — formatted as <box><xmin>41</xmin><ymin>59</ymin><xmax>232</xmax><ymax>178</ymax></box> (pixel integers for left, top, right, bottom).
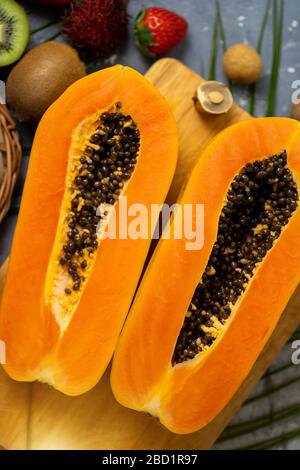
<box><xmin>0</xmin><ymin>0</ymin><xmax>299</xmax><ymax>450</ymax></box>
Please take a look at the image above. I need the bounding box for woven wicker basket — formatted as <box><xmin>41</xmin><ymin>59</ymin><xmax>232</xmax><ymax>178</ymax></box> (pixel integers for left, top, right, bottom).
<box><xmin>0</xmin><ymin>105</ymin><xmax>22</xmax><ymax>224</ymax></box>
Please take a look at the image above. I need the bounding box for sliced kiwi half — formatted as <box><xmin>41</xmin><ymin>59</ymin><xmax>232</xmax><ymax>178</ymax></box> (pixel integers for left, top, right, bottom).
<box><xmin>0</xmin><ymin>0</ymin><xmax>30</xmax><ymax>67</ymax></box>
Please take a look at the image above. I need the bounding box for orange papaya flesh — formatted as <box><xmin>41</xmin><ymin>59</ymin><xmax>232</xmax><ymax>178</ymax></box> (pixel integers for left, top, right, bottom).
<box><xmin>111</xmin><ymin>117</ymin><xmax>300</xmax><ymax>434</ymax></box>
<box><xmin>0</xmin><ymin>65</ymin><xmax>178</xmax><ymax>396</ymax></box>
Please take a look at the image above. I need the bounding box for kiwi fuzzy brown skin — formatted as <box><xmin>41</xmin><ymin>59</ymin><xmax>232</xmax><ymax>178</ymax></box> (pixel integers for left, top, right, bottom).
<box><xmin>6</xmin><ymin>41</ymin><xmax>86</xmax><ymax>124</ymax></box>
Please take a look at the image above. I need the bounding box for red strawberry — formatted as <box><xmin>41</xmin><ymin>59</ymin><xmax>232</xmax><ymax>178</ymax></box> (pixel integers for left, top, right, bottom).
<box><xmin>134</xmin><ymin>7</ymin><xmax>188</xmax><ymax>56</ymax></box>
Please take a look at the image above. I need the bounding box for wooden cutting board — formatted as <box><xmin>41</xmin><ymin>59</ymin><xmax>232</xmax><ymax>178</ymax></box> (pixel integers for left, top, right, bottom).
<box><xmin>0</xmin><ymin>58</ymin><xmax>299</xmax><ymax>450</ymax></box>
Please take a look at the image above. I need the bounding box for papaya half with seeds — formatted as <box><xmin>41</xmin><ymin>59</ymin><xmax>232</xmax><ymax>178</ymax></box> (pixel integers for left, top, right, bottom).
<box><xmin>111</xmin><ymin>117</ymin><xmax>300</xmax><ymax>434</ymax></box>
<box><xmin>0</xmin><ymin>65</ymin><xmax>178</xmax><ymax>396</ymax></box>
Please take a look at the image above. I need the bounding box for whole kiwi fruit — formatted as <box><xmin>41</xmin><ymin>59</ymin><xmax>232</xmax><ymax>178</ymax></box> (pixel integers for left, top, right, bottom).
<box><xmin>6</xmin><ymin>41</ymin><xmax>86</xmax><ymax>124</ymax></box>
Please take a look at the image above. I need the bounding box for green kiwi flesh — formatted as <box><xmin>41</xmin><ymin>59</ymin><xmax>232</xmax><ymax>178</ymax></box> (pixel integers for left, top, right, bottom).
<box><xmin>0</xmin><ymin>0</ymin><xmax>30</xmax><ymax>67</ymax></box>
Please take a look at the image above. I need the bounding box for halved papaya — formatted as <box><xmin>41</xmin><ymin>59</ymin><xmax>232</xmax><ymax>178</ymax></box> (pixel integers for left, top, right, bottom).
<box><xmin>0</xmin><ymin>65</ymin><xmax>178</xmax><ymax>395</ymax></box>
<box><xmin>111</xmin><ymin>117</ymin><xmax>300</xmax><ymax>434</ymax></box>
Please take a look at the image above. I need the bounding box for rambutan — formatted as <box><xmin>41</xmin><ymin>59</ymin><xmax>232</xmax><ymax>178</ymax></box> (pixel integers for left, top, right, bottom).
<box><xmin>61</xmin><ymin>0</ymin><xmax>128</xmax><ymax>58</ymax></box>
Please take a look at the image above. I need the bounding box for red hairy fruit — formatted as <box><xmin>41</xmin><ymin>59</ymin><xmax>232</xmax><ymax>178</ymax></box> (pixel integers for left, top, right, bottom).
<box><xmin>61</xmin><ymin>0</ymin><xmax>128</xmax><ymax>58</ymax></box>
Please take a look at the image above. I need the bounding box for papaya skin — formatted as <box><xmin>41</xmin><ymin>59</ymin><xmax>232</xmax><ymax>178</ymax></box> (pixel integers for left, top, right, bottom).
<box><xmin>111</xmin><ymin>117</ymin><xmax>300</xmax><ymax>434</ymax></box>
<box><xmin>0</xmin><ymin>65</ymin><xmax>178</xmax><ymax>396</ymax></box>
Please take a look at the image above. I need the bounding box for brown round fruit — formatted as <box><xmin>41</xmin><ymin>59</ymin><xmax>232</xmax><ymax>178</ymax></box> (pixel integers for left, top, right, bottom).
<box><xmin>6</xmin><ymin>41</ymin><xmax>86</xmax><ymax>124</ymax></box>
<box><xmin>291</xmin><ymin>102</ymin><xmax>300</xmax><ymax>121</ymax></box>
<box><xmin>223</xmin><ymin>43</ymin><xmax>262</xmax><ymax>85</ymax></box>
